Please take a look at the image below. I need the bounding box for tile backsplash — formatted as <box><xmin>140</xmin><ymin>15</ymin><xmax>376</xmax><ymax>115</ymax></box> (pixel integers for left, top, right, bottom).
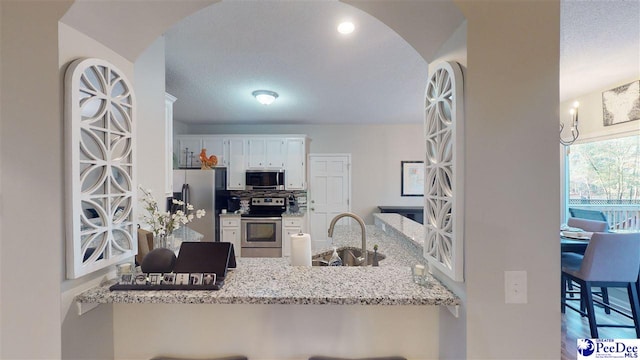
<box><xmin>229</xmin><ymin>190</ymin><xmax>308</xmax><ymax>212</ymax></box>
<box><xmin>229</xmin><ymin>190</ymin><xmax>306</xmax><ymax>200</ymax></box>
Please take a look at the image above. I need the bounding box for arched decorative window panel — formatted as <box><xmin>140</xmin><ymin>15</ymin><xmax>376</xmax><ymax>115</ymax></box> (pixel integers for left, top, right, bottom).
<box><xmin>65</xmin><ymin>58</ymin><xmax>137</xmax><ymax>279</ymax></box>
<box><xmin>423</xmin><ymin>61</ymin><xmax>464</xmax><ymax>282</ymax></box>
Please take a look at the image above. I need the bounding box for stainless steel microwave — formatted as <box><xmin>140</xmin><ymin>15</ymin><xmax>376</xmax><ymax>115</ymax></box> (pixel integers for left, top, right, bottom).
<box><xmin>245</xmin><ymin>170</ymin><xmax>285</xmax><ymax>190</ymax></box>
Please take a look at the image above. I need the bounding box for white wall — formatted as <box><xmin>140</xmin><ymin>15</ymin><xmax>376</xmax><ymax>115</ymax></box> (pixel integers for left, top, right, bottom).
<box><xmin>1</xmin><ymin>1</ymin><xmax>71</xmax><ymax>358</ymax></box>
<box><xmin>183</xmin><ymin>123</ymin><xmax>424</xmax><ymax>223</ymax></box>
<box><xmin>426</xmin><ymin>21</ymin><xmax>468</xmax><ymax>360</ymax></box>
<box><xmin>114</xmin><ymin>304</ymin><xmax>439</xmax><ymax>360</ymax></box>
<box><xmin>561</xmin><ymin>78</ymin><xmax>640</xmax><ymax>142</ymax></box>
<box><xmin>57</xmin><ymin>18</ymin><xmax>174</xmax><ymax>360</ymax></box>
<box><xmin>456</xmin><ymin>1</ymin><xmax>561</xmax><ymax>358</ymax></box>
<box><xmin>134</xmin><ymin>36</ymin><xmax>167</xmax><ymax>202</ymax></box>
<box><xmin>58</xmin><ymin>21</ymin><xmax>137</xmax><ymax>359</ymax></box>
<box><xmin>0</xmin><ymin>0</ymin><xmax>4</xmax><ymax>348</ymax></box>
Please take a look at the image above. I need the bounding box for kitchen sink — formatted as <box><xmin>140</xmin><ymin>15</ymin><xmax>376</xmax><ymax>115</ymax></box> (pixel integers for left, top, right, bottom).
<box><xmin>311</xmin><ymin>247</ymin><xmax>386</xmax><ymax>266</ymax></box>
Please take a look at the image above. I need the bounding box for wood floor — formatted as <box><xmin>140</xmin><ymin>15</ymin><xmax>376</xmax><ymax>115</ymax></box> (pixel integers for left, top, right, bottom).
<box><xmin>561</xmin><ymin>287</ymin><xmax>639</xmax><ymax>360</ymax></box>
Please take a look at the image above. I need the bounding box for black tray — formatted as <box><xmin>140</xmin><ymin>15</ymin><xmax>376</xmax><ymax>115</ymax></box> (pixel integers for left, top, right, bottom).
<box><xmin>109</xmin><ymin>283</ymin><xmax>222</xmax><ymax>291</ymax></box>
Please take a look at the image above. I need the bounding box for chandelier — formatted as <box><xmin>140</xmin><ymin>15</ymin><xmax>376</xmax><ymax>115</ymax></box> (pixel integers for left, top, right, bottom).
<box><xmin>560</xmin><ymin>101</ymin><xmax>580</xmax><ymax>146</ymax></box>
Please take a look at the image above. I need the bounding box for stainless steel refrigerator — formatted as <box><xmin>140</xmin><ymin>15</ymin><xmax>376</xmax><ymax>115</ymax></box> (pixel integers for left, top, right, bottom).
<box><xmin>173</xmin><ymin>169</ymin><xmax>227</xmax><ymax>242</ymax></box>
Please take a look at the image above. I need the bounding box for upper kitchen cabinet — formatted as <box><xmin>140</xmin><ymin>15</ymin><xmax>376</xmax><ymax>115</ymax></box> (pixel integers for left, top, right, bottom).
<box><xmin>202</xmin><ymin>136</ymin><xmax>227</xmax><ymax>167</ymax></box>
<box><xmin>227</xmin><ymin>138</ymin><xmax>246</xmax><ymax>190</ymax></box>
<box><xmin>175</xmin><ymin>135</ymin><xmax>202</xmax><ymax>169</ymax></box>
<box><xmin>247</xmin><ymin>137</ymin><xmax>284</xmax><ymax>169</ymax></box>
<box><xmin>285</xmin><ymin>137</ymin><xmax>307</xmax><ymax>190</ymax></box>
<box><xmin>173</xmin><ymin>134</ymin><xmax>308</xmax><ymax>190</ymax></box>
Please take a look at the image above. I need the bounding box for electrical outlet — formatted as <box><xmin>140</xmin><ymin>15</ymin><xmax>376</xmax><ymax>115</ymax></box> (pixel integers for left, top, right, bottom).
<box><xmin>505</xmin><ymin>271</ymin><xmax>527</xmax><ymax>304</ymax></box>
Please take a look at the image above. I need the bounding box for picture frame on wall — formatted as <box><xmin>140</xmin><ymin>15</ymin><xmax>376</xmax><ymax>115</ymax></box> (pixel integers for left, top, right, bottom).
<box><xmin>602</xmin><ymin>80</ymin><xmax>640</xmax><ymax>126</ymax></box>
<box><xmin>401</xmin><ymin>161</ymin><xmax>424</xmax><ymax>196</ymax></box>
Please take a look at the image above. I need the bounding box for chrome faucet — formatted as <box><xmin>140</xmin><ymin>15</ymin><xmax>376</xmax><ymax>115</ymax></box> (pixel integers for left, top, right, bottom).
<box><xmin>327</xmin><ymin>212</ymin><xmax>367</xmax><ymax>265</ymax></box>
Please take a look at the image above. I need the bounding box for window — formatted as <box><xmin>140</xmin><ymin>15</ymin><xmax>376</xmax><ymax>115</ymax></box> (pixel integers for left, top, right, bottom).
<box><xmin>567</xmin><ymin>134</ymin><xmax>640</xmax><ymax>230</ymax></box>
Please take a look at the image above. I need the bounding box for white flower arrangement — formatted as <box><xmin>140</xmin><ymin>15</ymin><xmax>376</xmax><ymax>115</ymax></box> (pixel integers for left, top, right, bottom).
<box><xmin>138</xmin><ymin>186</ymin><xmax>206</xmax><ymax>237</ymax></box>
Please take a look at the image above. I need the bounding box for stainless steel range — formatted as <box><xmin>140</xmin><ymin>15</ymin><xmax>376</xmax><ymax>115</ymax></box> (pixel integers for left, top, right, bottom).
<box><xmin>240</xmin><ymin>197</ymin><xmax>285</xmax><ymax>257</ymax></box>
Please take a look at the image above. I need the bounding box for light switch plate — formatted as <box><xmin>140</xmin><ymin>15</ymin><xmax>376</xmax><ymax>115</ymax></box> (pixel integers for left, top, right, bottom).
<box><xmin>505</xmin><ymin>270</ymin><xmax>527</xmax><ymax>304</ymax></box>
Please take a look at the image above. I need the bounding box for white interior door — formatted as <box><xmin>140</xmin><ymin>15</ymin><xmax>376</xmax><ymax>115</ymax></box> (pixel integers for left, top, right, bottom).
<box><xmin>309</xmin><ymin>154</ymin><xmax>351</xmax><ymax>250</ymax></box>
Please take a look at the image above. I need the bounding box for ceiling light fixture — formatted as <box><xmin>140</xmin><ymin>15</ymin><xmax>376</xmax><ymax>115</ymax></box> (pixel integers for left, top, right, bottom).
<box><xmin>337</xmin><ymin>21</ymin><xmax>355</xmax><ymax>35</ymax></box>
<box><xmin>252</xmin><ymin>90</ymin><xmax>279</xmax><ymax>105</ymax></box>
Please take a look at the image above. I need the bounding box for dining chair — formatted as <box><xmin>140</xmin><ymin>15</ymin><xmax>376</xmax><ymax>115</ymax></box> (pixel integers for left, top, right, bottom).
<box><xmin>569</xmin><ymin>208</ymin><xmax>608</xmax><ymax>223</ymax></box>
<box><xmin>566</xmin><ymin>217</ymin><xmax>609</xmax><ymax>232</ymax></box>
<box><xmin>562</xmin><ymin>217</ymin><xmax>611</xmax><ymax>303</ymax></box>
<box><xmin>561</xmin><ymin>232</ymin><xmax>640</xmax><ymax>338</ymax></box>
<box><xmin>562</xmin><ymin>251</ymin><xmax>610</xmax><ymax>313</ymax></box>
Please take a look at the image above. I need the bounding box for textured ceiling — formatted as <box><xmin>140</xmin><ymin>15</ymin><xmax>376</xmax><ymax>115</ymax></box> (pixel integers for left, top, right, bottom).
<box><xmin>164</xmin><ymin>1</ymin><xmax>447</xmax><ymax>125</ymax></box>
<box><xmin>560</xmin><ymin>0</ymin><xmax>640</xmax><ymax>102</ymax></box>
<box><xmin>164</xmin><ymin>0</ymin><xmax>640</xmax><ymax>125</ymax></box>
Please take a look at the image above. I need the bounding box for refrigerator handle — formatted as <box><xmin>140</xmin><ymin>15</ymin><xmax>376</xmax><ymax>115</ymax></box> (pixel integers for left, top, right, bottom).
<box><xmin>181</xmin><ymin>183</ymin><xmax>190</xmax><ymax>210</ymax></box>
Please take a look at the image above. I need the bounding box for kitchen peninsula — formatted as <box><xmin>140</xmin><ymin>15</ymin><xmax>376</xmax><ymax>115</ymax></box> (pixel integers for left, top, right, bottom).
<box><xmin>76</xmin><ymin>214</ymin><xmax>458</xmax><ymax>306</ymax></box>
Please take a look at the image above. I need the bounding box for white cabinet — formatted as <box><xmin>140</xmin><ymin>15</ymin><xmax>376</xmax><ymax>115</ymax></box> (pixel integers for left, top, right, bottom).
<box><xmin>227</xmin><ymin>138</ymin><xmax>246</xmax><ymax>190</ymax></box>
<box><xmin>266</xmin><ymin>139</ymin><xmax>285</xmax><ymax>168</ymax></box>
<box><xmin>282</xmin><ymin>216</ymin><xmax>305</xmax><ymax>257</ymax></box>
<box><xmin>247</xmin><ymin>138</ymin><xmax>284</xmax><ymax>169</ymax></box>
<box><xmin>176</xmin><ymin>136</ymin><xmax>202</xmax><ymax>169</ymax></box>
<box><xmin>247</xmin><ymin>138</ymin><xmax>266</xmax><ymax>168</ymax></box>
<box><xmin>285</xmin><ymin>138</ymin><xmax>306</xmax><ymax>190</ymax></box>
<box><xmin>165</xmin><ymin>93</ymin><xmax>177</xmax><ymax>196</ymax></box>
<box><xmin>202</xmin><ymin>136</ymin><xmax>227</xmax><ymax>166</ymax></box>
<box><xmin>173</xmin><ymin>134</ymin><xmax>307</xmax><ymax>190</ymax></box>
<box><xmin>220</xmin><ymin>216</ymin><xmax>241</xmax><ymax>257</ymax></box>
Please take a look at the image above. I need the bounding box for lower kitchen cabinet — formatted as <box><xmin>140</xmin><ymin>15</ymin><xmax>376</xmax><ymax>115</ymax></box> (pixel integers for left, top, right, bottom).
<box><xmin>220</xmin><ymin>215</ymin><xmax>241</xmax><ymax>257</ymax></box>
<box><xmin>281</xmin><ymin>215</ymin><xmax>305</xmax><ymax>257</ymax></box>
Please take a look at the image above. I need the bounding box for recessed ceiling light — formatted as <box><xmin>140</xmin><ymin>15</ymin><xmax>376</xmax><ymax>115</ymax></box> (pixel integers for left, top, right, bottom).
<box><xmin>337</xmin><ymin>21</ymin><xmax>355</xmax><ymax>35</ymax></box>
<box><xmin>252</xmin><ymin>90</ymin><xmax>279</xmax><ymax>105</ymax></box>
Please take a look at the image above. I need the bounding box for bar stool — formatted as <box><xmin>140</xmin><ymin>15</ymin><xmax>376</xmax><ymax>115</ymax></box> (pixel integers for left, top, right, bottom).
<box><xmin>561</xmin><ymin>232</ymin><xmax>640</xmax><ymax>338</ymax></box>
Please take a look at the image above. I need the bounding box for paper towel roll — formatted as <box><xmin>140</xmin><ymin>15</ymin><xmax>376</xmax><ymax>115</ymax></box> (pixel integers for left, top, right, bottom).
<box><xmin>290</xmin><ymin>233</ymin><xmax>312</xmax><ymax>266</ymax></box>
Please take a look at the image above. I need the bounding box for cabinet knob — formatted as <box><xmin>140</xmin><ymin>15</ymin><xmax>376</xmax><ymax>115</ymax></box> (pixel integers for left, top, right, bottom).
<box><xmin>311</xmin><ymin>208</ymin><xmax>315</xmax><ymax>211</ymax></box>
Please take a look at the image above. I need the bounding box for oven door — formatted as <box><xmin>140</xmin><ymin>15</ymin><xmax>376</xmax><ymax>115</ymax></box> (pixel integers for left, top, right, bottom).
<box><xmin>241</xmin><ymin>217</ymin><xmax>282</xmax><ymax>248</ymax></box>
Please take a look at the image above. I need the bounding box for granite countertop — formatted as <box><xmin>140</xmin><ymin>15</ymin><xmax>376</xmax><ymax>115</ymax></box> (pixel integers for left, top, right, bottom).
<box><xmin>75</xmin><ymin>215</ymin><xmax>460</xmax><ymax>306</ymax></box>
<box><xmin>373</xmin><ymin>213</ymin><xmax>425</xmax><ymax>250</ymax></box>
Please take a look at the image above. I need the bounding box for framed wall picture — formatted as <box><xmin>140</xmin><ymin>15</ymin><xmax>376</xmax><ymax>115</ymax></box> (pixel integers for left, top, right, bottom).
<box><xmin>602</xmin><ymin>80</ymin><xmax>640</xmax><ymax>126</ymax></box>
<box><xmin>401</xmin><ymin>161</ymin><xmax>424</xmax><ymax>196</ymax></box>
